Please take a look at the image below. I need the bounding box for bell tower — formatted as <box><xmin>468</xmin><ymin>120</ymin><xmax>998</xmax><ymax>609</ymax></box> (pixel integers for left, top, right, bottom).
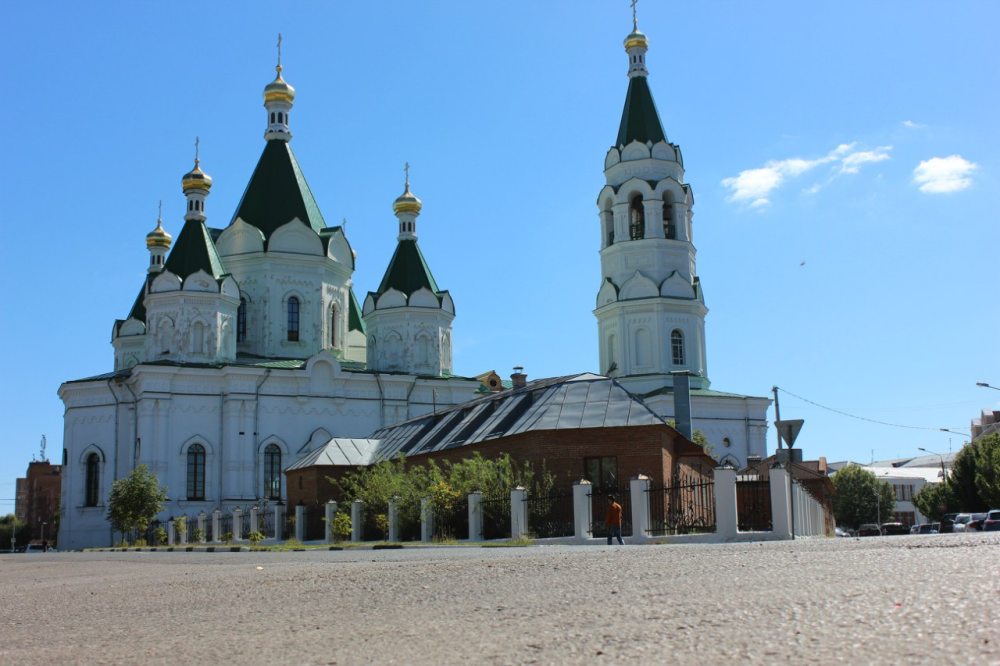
<box><xmin>594</xmin><ymin>15</ymin><xmax>709</xmax><ymax>394</ymax></box>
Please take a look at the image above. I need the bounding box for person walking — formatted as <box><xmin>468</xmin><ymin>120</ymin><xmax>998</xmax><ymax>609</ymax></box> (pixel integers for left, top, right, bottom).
<box><xmin>606</xmin><ymin>495</ymin><xmax>624</xmax><ymax>545</ymax></box>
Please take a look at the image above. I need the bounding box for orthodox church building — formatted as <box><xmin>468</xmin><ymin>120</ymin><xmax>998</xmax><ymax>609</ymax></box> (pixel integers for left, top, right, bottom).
<box><xmin>58</xmin><ymin>18</ymin><xmax>769</xmax><ymax>549</ymax></box>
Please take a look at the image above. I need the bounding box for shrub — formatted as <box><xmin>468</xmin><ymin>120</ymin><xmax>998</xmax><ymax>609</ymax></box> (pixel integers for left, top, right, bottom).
<box><xmin>153</xmin><ymin>527</ymin><xmax>168</xmax><ymax>546</ymax></box>
<box><xmin>173</xmin><ymin>516</ymin><xmax>188</xmax><ymax>542</ymax></box>
<box><xmin>192</xmin><ymin>528</ymin><xmax>206</xmax><ymax>543</ymax></box>
<box><xmin>247</xmin><ymin>530</ymin><xmax>265</xmax><ymax>546</ymax></box>
<box><xmin>133</xmin><ymin>538</ymin><xmax>148</xmax><ymax>548</ymax></box>
<box><xmin>221</xmin><ymin>531</ymin><xmax>233</xmax><ymax>544</ymax></box>
<box><xmin>331</xmin><ymin>511</ymin><xmax>352</xmax><ymax>541</ymax></box>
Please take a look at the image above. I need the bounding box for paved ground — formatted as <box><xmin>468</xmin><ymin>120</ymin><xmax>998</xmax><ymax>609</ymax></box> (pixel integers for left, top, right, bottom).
<box><xmin>1</xmin><ymin>533</ymin><xmax>998</xmax><ymax>665</ymax></box>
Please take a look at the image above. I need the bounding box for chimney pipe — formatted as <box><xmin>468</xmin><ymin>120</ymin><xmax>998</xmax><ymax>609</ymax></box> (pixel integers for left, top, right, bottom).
<box><xmin>671</xmin><ymin>370</ymin><xmax>694</xmax><ymax>441</ymax></box>
<box><xmin>511</xmin><ymin>366</ymin><xmax>527</xmax><ymax>390</ymax></box>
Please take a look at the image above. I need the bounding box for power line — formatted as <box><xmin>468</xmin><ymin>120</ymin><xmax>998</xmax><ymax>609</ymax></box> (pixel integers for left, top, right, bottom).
<box><xmin>776</xmin><ymin>386</ymin><xmax>943</xmax><ymax>432</ymax></box>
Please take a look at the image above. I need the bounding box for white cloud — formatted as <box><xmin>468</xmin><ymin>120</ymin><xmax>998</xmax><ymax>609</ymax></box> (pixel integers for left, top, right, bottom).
<box><xmin>723</xmin><ymin>143</ymin><xmax>892</xmax><ymax>207</ymax></box>
<box><xmin>902</xmin><ymin>120</ymin><xmax>925</xmax><ymax>129</ymax></box>
<box><xmin>913</xmin><ymin>155</ymin><xmax>977</xmax><ymax>193</ymax></box>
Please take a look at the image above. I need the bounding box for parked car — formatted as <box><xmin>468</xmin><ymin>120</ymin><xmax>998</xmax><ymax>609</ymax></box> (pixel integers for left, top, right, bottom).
<box><xmin>881</xmin><ymin>522</ymin><xmax>909</xmax><ymax>536</ymax></box>
<box><xmin>835</xmin><ymin>527</ymin><xmax>851</xmax><ymax>538</ymax></box>
<box><xmin>953</xmin><ymin>513</ymin><xmax>972</xmax><ymax>532</ymax></box>
<box><xmin>967</xmin><ymin>513</ymin><xmax>988</xmax><ymax>531</ymax></box>
<box><xmin>858</xmin><ymin>523</ymin><xmax>882</xmax><ymax>537</ymax></box>
<box><xmin>23</xmin><ymin>544</ymin><xmax>54</xmax><ymax>553</ymax></box>
<box><xmin>939</xmin><ymin>513</ymin><xmax>957</xmax><ymax>533</ymax></box>
<box><xmin>910</xmin><ymin>524</ymin><xmax>920</xmax><ymax>534</ymax></box>
<box><xmin>983</xmin><ymin>510</ymin><xmax>1000</xmax><ymax>531</ymax></box>
<box><xmin>915</xmin><ymin>523</ymin><xmax>939</xmax><ymax>534</ymax></box>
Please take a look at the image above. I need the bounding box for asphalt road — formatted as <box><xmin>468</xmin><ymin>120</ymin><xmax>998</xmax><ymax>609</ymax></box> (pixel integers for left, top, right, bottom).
<box><xmin>1</xmin><ymin>533</ymin><xmax>998</xmax><ymax>665</ymax></box>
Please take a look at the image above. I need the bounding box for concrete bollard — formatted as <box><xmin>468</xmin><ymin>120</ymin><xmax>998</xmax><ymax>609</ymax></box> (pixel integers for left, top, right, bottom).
<box><xmin>233</xmin><ymin>508</ymin><xmax>243</xmax><ymax>542</ymax></box>
<box><xmin>468</xmin><ymin>491</ymin><xmax>483</xmax><ymax>542</ymax></box>
<box><xmin>274</xmin><ymin>503</ymin><xmax>284</xmax><ymax>541</ymax></box>
<box><xmin>197</xmin><ymin>512</ymin><xmax>208</xmax><ymax>543</ymax></box>
<box><xmin>420</xmin><ymin>498</ymin><xmax>433</xmax><ymax>543</ymax></box>
<box><xmin>630</xmin><ymin>475</ymin><xmax>651</xmax><ymax>543</ymax></box>
<box><xmin>294</xmin><ymin>505</ymin><xmax>305</xmax><ymax>542</ymax></box>
<box><xmin>352</xmin><ymin>500</ymin><xmax>364</xmax><ymax>543</ymax></box>
<box><xmin>324</xmin><ymin>501</ymin><xmax>337</xmax><ymax>543</ymax></box>
<box><xmin>769</xmin><ymin>465</ymin><xmax>793</xmax><ymax>539</ymax></box>
<box><xmin>510</xmin><ymin>487</ymin><xmax>528</xmax><ymax>539</ymax></box>
<box><xmin>212</xmin><ymin>509</ymin><xmax>221</xmax><ymax>543</ymax></box>
<box><xmin>388</xmin><ymin>499</ymin><xmax>399</xmax><ymax>542</ymax></box>
<box><xmin>713</xmin><ymin>466</ymin><xmax>738</xmax><ymax>538</ymax></box>
<box><xmin>572</xmin><ymin>480</ymin><xmax>592</xmax><ymax>541</ymax></box>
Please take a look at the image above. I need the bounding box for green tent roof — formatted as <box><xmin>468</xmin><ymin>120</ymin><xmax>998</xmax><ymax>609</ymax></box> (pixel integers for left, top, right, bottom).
<box><xmin>230</xmin><ymin>140</ymin><xmax>326</xmax><ymax>238</ymax></box>
<box><xmin>616</xmin><ymin>76</ymin><xmax>666</xmax><ymax>147</ymax></box>
<box><xmin>163</xmin><ymin>219</ymin><xmax>228</xmax><ymax>280</ymax></box>
<box><xmin>348</xmin><ymin>287</ymin><xmax>366</xmax><ymax>333</ymax></box>
<box><xmin>375</xmin><ymin>239</ymin><xmax>441</xmax><ymax>297</ymax></box>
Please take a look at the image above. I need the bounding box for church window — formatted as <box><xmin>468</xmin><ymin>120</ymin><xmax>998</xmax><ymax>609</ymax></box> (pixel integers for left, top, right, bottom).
<box><xmin>278</xmin><ymin>111</ymin><xmax>284</xmax><ymax>123</ymax></box>
<box><xmin>270</xmin><ymin>112</ymin><xmax>275</xmax><ymax>124</ymax></box>
<box><xmin>85</xmin><ymin>452</ymin><xmax>100</xmax><ymax>507</ymax></box>
<box><xmin>663</xmin><ymin>199</ymin><xmax>676</xmax><ymax>239</ymax></box>
<box><xmin>329</xmin><ymin>304</ymin><xmax>338</xmax><ymax>347</ymax></box>
<box><xmin>629</xmin><ymin>195</ymin><xmax>645</xmax><ymax>240</ymax></box>
<box><xmin>723</xmin><ymin>437</ymin><xmax>732</xmax><ymax>448</ymax></box>
<box><xmin>264</xmin><ymin>444</ymin><xmax>281</xmax><ymax>500</ymax></box>
<box><xmin>237</xmin><ymin>298</ymin><xmax>247</xmax><ymax>343</ymax></box>
<box><xmin>188</xmin><ymin>200</ymin><xmax>193</xmax><ymax>211</ymax></box>
<box><xmin>634</xmin><ymin>328</ymin><xmax>650</xmax><ymax>367</ymax></box>
<box><xmin>287</xmin><ymin>297</ymin><xmax>300</xmax><ymax>342</ymax></box>
<box><xmin>671</xmin><ymin>329</ymin><xmax>686</xmax><ymax>366</ymax></box>
<box><xmin>186</xmin><ymin>444</ymin><xmax>206</xmax><ymax>501</ymax></box>
<box><xmin>601</xmin><ymin>203</ymin><xmax>614</xmax><ymax>248</ymax></box>
<box><xmin>584</xmin><ymin>456</ymin><xmax>618</xmax><ymax>491</ymax></box>
<box><xmin>192</xmin><ymin>321</ymin><xmax>205</xmax><ymax>354</ymax></box>
<box><xmin>607</xmin><ymin>334</ymin><xmax>617</xmax><ymax>374</ymax></box>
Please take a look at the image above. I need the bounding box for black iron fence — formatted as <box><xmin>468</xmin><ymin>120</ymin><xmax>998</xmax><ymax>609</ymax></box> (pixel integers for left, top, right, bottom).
<box><xmin>433</xmin><ymin>497</ymin><xmax>469</xmax><ymax>541</ymax></box>
<box><xmin>303</xmin><ymin>504</ymin><xmax>326</xmax><ymax>541</ymax></box>
<box><xmin>588</xmin><ymin>486</ymin><xmax>632</xmax><ymax>538</ymax></box>
<box><xmin>736</xmin><ymin>479</ymin><xmax>772</xmax><ymax>531</ymax></box>
<box><xmin>398</xmin><ymin>503</ymin><xmax>422</xmax><ymax>542</ymax></box>
<box><xmin>362</xmin><ymin>503</ymin><xmax>389</xmax><ymax>542</ymax></box>
<box><xmin>525</xmin><ymin>489</ymin><xmax>575</xmax><ymax>538</ymax></box>
<box><xmin>646</xmin><ymin>480</ymin><xmax>716</xmax><ymax>536</ymax></box>
<box><xmin>481</xmin><ymin>494</ymin><xmax>511</xmax><ymax>540</ymax></box>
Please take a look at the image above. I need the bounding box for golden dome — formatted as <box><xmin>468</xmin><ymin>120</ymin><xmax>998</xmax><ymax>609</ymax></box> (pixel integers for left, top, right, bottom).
<box><xmin>264</xmin><ymin>66</ymin><xmax>296</xmax><ymax>105</ymax></box>
<box><xmin>146</xmin><ymin>219</ymin><xmax>172</xmax><ymax>249</ymax></box>
<box><xmin>181</xmin><ymin>159</ymin><xmax>213</xmax><ymax>192</ymax></box>
<box><xmin>393</xmin><ymin>184</ymin><xmax>422</xmax><ymax>215</ymax></box>
<box><xmin>624</xmin><ymin>29</ymin><xmax>648</xmax><ymax>50</ymax></box>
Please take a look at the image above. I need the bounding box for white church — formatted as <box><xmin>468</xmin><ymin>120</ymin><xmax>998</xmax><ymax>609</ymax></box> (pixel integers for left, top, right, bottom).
<box><xmin>58</xmin><ymin>19</ymin><xmax>768</xmax><ymax>549</ymax></box>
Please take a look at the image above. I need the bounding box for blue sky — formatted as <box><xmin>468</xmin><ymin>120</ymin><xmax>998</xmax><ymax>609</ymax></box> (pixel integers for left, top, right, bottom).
<box><xmin>1</xmin><ymin>1</ymin><xmax>997</xmax><ymax>513</ymax></box>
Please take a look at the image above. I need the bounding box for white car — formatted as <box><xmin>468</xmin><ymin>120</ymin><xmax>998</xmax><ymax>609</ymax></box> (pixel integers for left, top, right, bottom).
<box><xmin>952</xmin><ymin>513</ymin><xmax>972</xmax><ymax>532</ymax></box>
<box><xmin>23</xmin><ymin>544</ymin><xmax>55</xmax><ymax>553</ymax></box>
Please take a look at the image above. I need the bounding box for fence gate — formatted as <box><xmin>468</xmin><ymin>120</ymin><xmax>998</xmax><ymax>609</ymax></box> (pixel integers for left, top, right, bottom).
<box><xmin>588</xmin><ymin>486</ymin><xmax>632</xmax><ymax>538</ymax></box>
<box><xmin>433</xmin><ymin>497</ymin><xmax>469</xmax><ymax>541</ymax></box>
<box><xmin>646</xmin><ymin>480</ymin><xmax>716</xmax><ymax>536</ymax></box>
<box><xmin>736</xmin><ymin>479</ymin><xmax>772</xmax><ymax>531</ymax></box>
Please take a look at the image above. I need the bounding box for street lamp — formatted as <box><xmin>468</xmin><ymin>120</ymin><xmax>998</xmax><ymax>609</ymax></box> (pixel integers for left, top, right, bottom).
<box><xmin>918</xmin><ymin>447</ymin><xmax>948</xmax><ymax>482</ymax></box>
<box><xmin>976</xmin><ymin>382</ymin><xmax>1000</xmax><ymax>391</ymax></box>
<box><xmin>939</xmin><ymin>428</ymin><xmax>970</xmax><ymax>438</ymax></box>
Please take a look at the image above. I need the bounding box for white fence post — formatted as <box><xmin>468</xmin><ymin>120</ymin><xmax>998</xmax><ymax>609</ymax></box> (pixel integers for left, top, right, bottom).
<box><xmin>352</xmin><ymin>500</ymin><xmax>364</xmax><ymax>543</ymax></box>
<box><xmin>713</xmin><ymin>466</ymin><xmax>738</xmax><ymax>539</ymax></box>
<box><xmin>273</xmin><ymin>503</ymin><xmax>285</xmax><ymax>541</ymax></box>
<box><xmin>468</xmin><ymin>492</ymin><xmax>483</xmax><ymax>541</ymax></box>
<box><xmin>212</xmin><ymin>509</ymin><xmax>221</xmax><ymax>543</ymax></box>
<box><xmin>420</xmin><ymin>498</ymin><xmax>433</xmax><ymax>543</ymax></box>
<box><xmin>324</xmin><ymin>500</ymin><xmax>337</xmax><ymax>543</ymax></box>
<box><xmin>388</xmin><ymin>498</ymin><xmax>399</xmax><ymax>542</ymax></box>
<box><xmin>167</xmin><ymin>520</ymin><xmax>176</xmax><ymax>546</ymax></box>
<box><xmin>769</xmin><ymin>466</ymin><xmax>793</xmax><ymax>539</ymax></box>
<box><xmin>294</xmin><ymin>505</ymin><xmax>305</xmax><ymax>542</ymax></box>
<box><xmin>573</xmin><ymin>480</ymin><xmax>592</xmax><ymax>541</ymax></box>
<box><xmin>233</xmin><ymin>508</ymin><xmax>243</xmax><ymax>542</ymax></box>
<box><xmin>630</xmin><ymin>475</ymin><xmax>651</xmax><ymax>543</ymax></box>
<box><xmin>197</xmin><ymin>512</ymin><xmax>207</xmax><ymax>543</ymax></box>
<box><xmin>510</xmin><ymin>487</ymin><xmax>528</xmax><ymax>539</ymax></box>
<box><xmin>249</xmin><ymin>506</ymin><xmax>259</xmax><ymax>536</ymax></box>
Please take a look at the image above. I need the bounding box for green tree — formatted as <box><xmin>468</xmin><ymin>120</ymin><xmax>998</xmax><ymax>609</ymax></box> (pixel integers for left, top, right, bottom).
<box><xmin>949</xmin><ymin>440</ymin><xmax>987</xmax><ymax>512</ymax></box>
<box><xmin>832</xmin><ymin>465</ymin><xmax>895</xmax><ymax>529</ymax></box>
<box><xmin>974</xmin><ymin>433</ymin><xmax>1000</xmax><ymax>508</ymax></box>
<box><xmin>106</xmin><ymin>464</ymin><xmax>167</xmax><ymax>541</ymax></box>
<box><xmin>913</xmin><ymin>482</ymin><xmax>955</xmax><ymax>521</ymax></box>
<box><xmin>0</xmin><ymin>514</ymin><xmax>31</xmax><ymax>551</ymax></box>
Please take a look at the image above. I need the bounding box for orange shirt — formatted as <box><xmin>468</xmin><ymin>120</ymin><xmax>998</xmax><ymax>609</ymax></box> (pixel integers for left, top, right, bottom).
<box><xmin>606</xmin><ymin>501</ymin><xmax>623</xmax><ymax>527</ymax></box>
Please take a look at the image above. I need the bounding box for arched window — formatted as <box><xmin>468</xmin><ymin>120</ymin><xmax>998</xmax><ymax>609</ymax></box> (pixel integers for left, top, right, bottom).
<box><xmin>270</xmin><ymin>112</ymin><xmax>275</xmax><ymax>124</ymax></box>
<box><xmin>601</xmin><ymin>200</ymin><xmax>614</xmax><ymax>248</ymax></box>
<box><xmin>629</xmin><ymin>195</ymin><xmax>645</xmax><ymax>240</ymax></box>
<box><xmin>287</xmin><ymin>296</ymin><xmax>300</xmax><ymax>342</ymax></box>
<box><xmin>671</xmin><ymin>329</ymin><xmax>686</xmax><ymax>366</ymax></box>
<box><xmin>264</xmin><ymin>444</ymin><xmax>281</xmax><ymax>500</ymax></box>
<box><xmin>186</xmin><ymin>444</ymin><xmax>206</xmax><ymax>501</ymax></box>
<box><xmin>237</xmin><ymin>298</ymin><xmax>247</xmax><ymax>343</ymax></box>
<box><xmin>85</xmin><ymin>452</ymin><xmax>100</xmax><ymax>507</ymax></box>
<box><xmin>278</xmin><ymin>111</ymin><xmax>284</xmax><ymax>123</ymax></box>
<box><xmin>663</xmin><ymin>198</ymin><xmax>676</xmax><ymax>239</ymax></box>
<box><xmin>634</xmin><ymin>328</ymin><xmax>650</xmax><ymax>367</ymax></box>
<box><xmin>329</xmin><ymin>304</ymin><xmax>338</xmax><ymax>347</ymax></box>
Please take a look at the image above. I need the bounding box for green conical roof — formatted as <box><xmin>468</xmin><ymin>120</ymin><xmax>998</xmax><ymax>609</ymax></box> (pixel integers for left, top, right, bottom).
<box><xmin>348</xmin><ymin>288</ymin><xmax>366</xmax><ymax>333</ymax></box>
<box><xmin>375</xmin><ymin>239</ymin><xmax>441</xmax><ymax>297</ymax></box>
<box><xmin>616</xmin><ymin>76</ymin><xmax>666</xmax><ymax>147</ymax></box>
<box><xmin>231</xmin><ymin>140</ymin><xmax>326</xmax><ymax>238</ymax></box>
<box><xmin>163</xmin><ymin>219</ymin><xmax>227</xmax><ymax>280</ymax></box>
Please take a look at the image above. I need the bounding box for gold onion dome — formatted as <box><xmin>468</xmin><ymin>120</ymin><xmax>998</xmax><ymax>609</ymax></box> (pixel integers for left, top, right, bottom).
<box><xmin>146</xmin><ymin>218</ymin><xmax>172</xmax><ymax>249</ymax></box>
<box><xmin>624</xmin><ymin>28</ymin><xmax>648</xmax><ymax>50</ymax></box>
<box><xmin>393</xmin><ymin>184</ymin><xmax>422</xmax><ymax>215</ymax></box>
<box><xmin>181</xmin><ymin>159</ymin><xmax>213</xmax><ymax>192</ymax></box>
<box><xmin>264</xmin><ymin>66</ymin><xmax>296</xmax><ymax>104</ymax></box>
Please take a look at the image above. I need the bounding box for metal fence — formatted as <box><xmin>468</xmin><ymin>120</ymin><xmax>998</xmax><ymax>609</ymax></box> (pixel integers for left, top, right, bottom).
<box><xmin>481</xmin><ymin>494</ymin><xmax>512</xmax><ymax>540</ymax></box>
<box><xmin>433</xmin><ymin>498</ymin><xmax>469</xmax><ymax>541</ymax></box>
<box><xmin>646</xmin><ymin>480</ymin><xmax>716</xmax><ymax>535</ymax></box>
<box><xmin>219</xmin><ymin>513</ymin><xmax>233</xmax><ymax>541</ymax></box>
<box><xmin>398</xmin><ymin>503</ymin><xmax>422</xmax><ymax>542</ymax></box>
<box><xmin>303</xmin><ymin>504</ymin><xmax>326</xmax><ymax>541</ymax></box>
<box><xmin>736</xmin><ymin>480</ymin><xmax>772</xmax><ymax>531</ymax></box>
<box><xmin>362</xmin><ymin>503</ymin><xmax>389</xmax><ymax>542</ymax></box>
<box><xmin>588</xmin><ymin>486</ymin><xmax>632</xmax><ymax>538</ymax></box>
<box><xmin>525</xmin><ymin>489</ymin><xmax>575</xmax><ymax>538</ymax></box>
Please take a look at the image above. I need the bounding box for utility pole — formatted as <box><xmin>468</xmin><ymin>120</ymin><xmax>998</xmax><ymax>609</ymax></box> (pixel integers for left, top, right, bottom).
<box><xmin>772</xmin><ymin>386</ymin><xmax>782</xmax><ymax>450</ymax></box>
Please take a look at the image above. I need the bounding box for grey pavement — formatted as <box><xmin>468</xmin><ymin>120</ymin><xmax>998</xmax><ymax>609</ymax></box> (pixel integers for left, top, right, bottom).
<box><xmin>1</xmin><ymin>533</ymin><xmax>998</xmax><ymax>665</ymax></box>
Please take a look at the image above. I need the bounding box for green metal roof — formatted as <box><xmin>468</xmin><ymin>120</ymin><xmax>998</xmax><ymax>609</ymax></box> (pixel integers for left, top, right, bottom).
<box><xmin>375</xmin><ymin>239</ymin><xmax>441</xmax><ymax>297</ymax></box>
<box><xmin>348</xmin><ymin>288</ymin><xmax>366</xmax><ymax>333</ymax></box>
<box><xmin>616</xmin><ymin>76</ymin><xmax>666</xmax><ymax>147</ymax></box>
<box><xmin>163</xmin><ymin>219</ymin><xmax>228</xmax><ymax>280</ymax></box>
<box><xmin>230</xmin><ymin>140</ymin><xmax>326</xmax><ymax>238</ymax></box>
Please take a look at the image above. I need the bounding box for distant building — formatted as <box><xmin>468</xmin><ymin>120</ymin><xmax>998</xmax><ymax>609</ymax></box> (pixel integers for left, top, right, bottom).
<box><xmin>14</xmin><ymin>462</ymin><xmax>62</xmax><ymax>543</ymax></box>
<box><xmin>828</xmin><ymin>458</ymin><xmax>949</xmax><ymax>527</ymax></box>
<box><xmin>971</xmin><ymin>409</ymin><xmax>1000</xmax><ymax>441</ymax></box>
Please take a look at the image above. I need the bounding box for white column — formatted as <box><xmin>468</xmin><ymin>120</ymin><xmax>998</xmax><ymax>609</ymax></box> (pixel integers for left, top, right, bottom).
<box><xmin>643</xmin><ymin>200</ymin><xmax>665</xmax><ymax>239</ymax></box>
<box><xmin>324</xmin><ymin>501</ymin><xmax>337</xmax><ymax>544</ymax></box>
<box><xmin>420</xmin><ymin>498</ymin><xmax>433</xmax><ymax>543</ymax></box>
<box><xmin>179</xmin><ymin>518</ymin><xmax>188</xmax><ymax>545</ymax></box>
<box><xmin>294</xmin><ymin>505</ymin><xmax>305</xmax><ymax>542</ymax></box>
<box><xmin>630</xmin><ymin>475</ymin><xmax>651</xmax><ymax>542</ymax></box>
<box><xmin>468</xmin><ymin>492</ymin><xmax>483</xmax><ymax>542</ymax></box>
<box><xmin>274</xmin><ymin>503</ymin><xmax>285</xmax><ymax>541</ymax></box>
<box><xmin>249</xmin><ymin>506</ymin><xmax>259</xmax><ymax>536</ymax></box>
<box><xmin>510</xmin><ymin>487</ymin><xmax>528</xmax><ymax>540</ymax></box>
<box><xmin>713</xmin><ymin>466</ymin><xmax>738</xmax><ymax>539</ymax></box>
<box><xmin>769</xmin><ymin>466</ymin><xmax>793</xmax><ymax>539</ymax></box>
<box><xmin>212</xmin><ymin>509</ymin><xmax>221</xmax><ymax>543</ymax></box>
<box><xmin>351</xmin><ymin>500</ymin><xmax>364</xmax><ymax>543</ymax></box>
<box><xmin>388</xmin><ymin>499</ymin><xmax>399</xmax><ymax>542</ymax></box>
<box><xmin>167</xmin><ymin>520</ymin><xmax>176</xmax><ymax>546</ymax></box>
<box><xmin>197</xmin><ymin>512</ymin><xmax>207</xmax><ymax>543</ymax></box>
<box><xmin>573</xmin><ymin>480</ymin><xmax>592</xmax><ymax>541</ymax></box>
<box><xmin>232</xmin><ymin>508</ymin><xmax>243</xmax><ymax>542</ymax></box>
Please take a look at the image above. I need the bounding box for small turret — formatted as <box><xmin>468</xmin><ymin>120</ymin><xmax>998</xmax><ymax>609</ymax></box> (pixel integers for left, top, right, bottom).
<box><xmin>263</xmin><ymin>34</ymin><xmax>295</xmax><ymax>141</ymax></box>
<box><xmin>393</xmin><ymin>162</ymin><xmax>422</xmax><ymax>241</ymax></box>
<box><xmin>181</xmin><ymin>138</ymin><xmax>212</xmax><ymax>222</ymax></box>
<box><xmin>146</xmin><ymin>201</ymin><xmax>172</xmax><ymax>273</ymax></box>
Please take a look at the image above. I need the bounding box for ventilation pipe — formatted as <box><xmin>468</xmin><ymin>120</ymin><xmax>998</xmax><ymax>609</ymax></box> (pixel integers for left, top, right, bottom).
<box><xmin>671</xmin><ymin>370</ymin><xmax>695</xmax><ymax>441</ymax></box>
<box><xmin>511</xmin><ymin>366</ymin><xmax>527</xmax><ymax>390</ymax></box>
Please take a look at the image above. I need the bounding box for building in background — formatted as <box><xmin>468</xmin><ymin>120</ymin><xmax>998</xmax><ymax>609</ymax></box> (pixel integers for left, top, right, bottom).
<box><xmin>14</xmin><ymin>461</ymin><xmax>61</xmax><ymax>544</ymax></box>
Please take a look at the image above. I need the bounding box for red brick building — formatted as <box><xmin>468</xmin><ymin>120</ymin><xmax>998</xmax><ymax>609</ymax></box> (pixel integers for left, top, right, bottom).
<box><xmin>15</xmin><ymin>461</ymin><xmax>62</xmax><ymax>544</ymax></box>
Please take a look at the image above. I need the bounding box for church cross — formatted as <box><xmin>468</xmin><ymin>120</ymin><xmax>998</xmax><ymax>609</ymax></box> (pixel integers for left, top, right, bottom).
<box><xmin>404</xmin><ymin>161</ymin><xmax>411</xmax><ymax>189</ymax></box>
<box><xmin>194</xmin><ymin>136</ymin><xmax>200</xmax><ymax>165</ymax></box>
<box><xmin>277</xmin><ymin>33</ymin><xmax>283</xmax><ymax>69</ymax></box>
<box><xmin>631</xmin><ymin>0</ymin><xmax>638</xmax><ymax>30</ymax></box>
